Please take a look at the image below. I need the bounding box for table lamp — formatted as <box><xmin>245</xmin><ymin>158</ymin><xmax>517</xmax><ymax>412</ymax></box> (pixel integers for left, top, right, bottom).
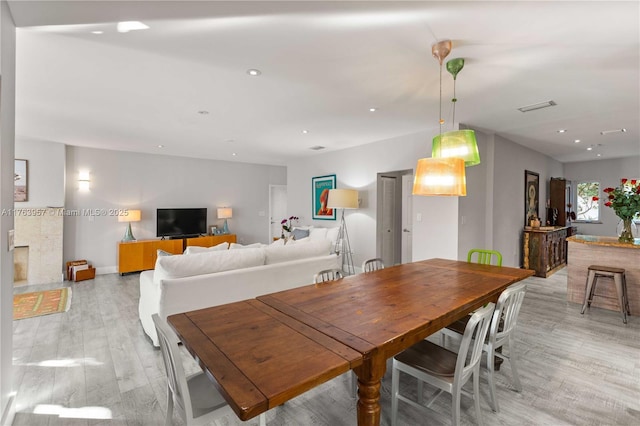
<box><xmin>217</xmin><ymin>207</ymin><xmax>232</xmax><ymax>234</ymax></box>
<box><xmin>118</xmin><ymin>209</ymin><xmax>141</xmax><ymax>242</ymax></box>
<box><xmin>327</xmin><ymin>189</ymin><xmax>358</xmax><ymax>275</ymax></box>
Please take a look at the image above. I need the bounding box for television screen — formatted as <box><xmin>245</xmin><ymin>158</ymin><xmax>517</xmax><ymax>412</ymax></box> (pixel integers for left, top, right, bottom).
<box><xmin>157</xmin><ymin>208</ymin><xmax>207</xmax><ymax>238</ymax></box>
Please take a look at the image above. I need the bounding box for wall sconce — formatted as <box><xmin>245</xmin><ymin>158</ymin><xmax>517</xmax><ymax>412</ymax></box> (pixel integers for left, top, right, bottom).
<box><xmin>78</xmin><ymin>171</ymin><xmax>91</xmax><ymax>191</ymax></box>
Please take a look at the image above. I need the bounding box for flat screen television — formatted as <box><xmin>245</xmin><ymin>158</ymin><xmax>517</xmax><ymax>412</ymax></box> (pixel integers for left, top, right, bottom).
<box><xmin>157</xmin><ymin>208</ymin><xmax>207</xmax><ymax>238</ymax></box>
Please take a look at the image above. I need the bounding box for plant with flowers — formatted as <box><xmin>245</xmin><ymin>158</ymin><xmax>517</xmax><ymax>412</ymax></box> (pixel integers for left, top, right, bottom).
<box><xmin>601</xmin><ymin>179</ymin><xmax>640</xmax><ymax>220</ymax></box>
<box><xmin>281</xmin><ymin>216</ymin><xmax>299</xmax><ymax>234</ymax></box>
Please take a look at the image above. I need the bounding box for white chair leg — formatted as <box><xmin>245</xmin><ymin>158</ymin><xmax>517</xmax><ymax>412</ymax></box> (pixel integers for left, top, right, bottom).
<box><xmin>165</xmin><ymin>387</ymin><xmax>174</xmax><ymax>426</ymax></box>
<box><xmin>507</xmin><ymin>337</ymin><xmax>523</xmax><ymax>392</ymax></box>
<box><xmin>452</xmin><ymin>387</ymin><xmax>461</xmax><ymax>426</ymax></box>
<box><xmin>486</xmin><ymin>345</ymin><xmax>499</xmax><ymax>412</ymax></box>
<box><xmin>473</xmin><ymin>367</ymin><xmax>483</xmax><ymax>426</ymax></box>
<box><xmin>259</xmin><ymin>412</ymin><xmax>266</xmax><ymax>426</ymax></box>
<box><xmin>391</xmin><ymin>363</ymin><xmax>400</xmax><ymax>426</ymax></box>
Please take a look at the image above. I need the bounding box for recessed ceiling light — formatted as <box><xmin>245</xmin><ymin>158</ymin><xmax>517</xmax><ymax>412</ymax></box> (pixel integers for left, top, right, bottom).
<box><xmin>557</xmin><ymin>129</ymin><xmax>567</xmax><ymax>133</ymax></box>
<box><xmin>302</xmin><ymin>130</ymin><xmax>309</xmax><ymax>134</ymax></box>
<box><xmin>232</xmin><ymin>153</ymin><xmax>237</xmax><ymax>156</ymax></box>
<box><xmin>600</xmin><ymin>128</ymin><xmax>627</xmax><ymax>135</ymax></box>
<box><xmin>247</xmin><ymin>69</ymin><xmax>261</xmax><ymax>76</ymax></box>
<box><xmin>587</xmin><ymin>147</ymin><xmax>593</xmax><ymax>151</ymax></box>
<box><xmin>369</xmin><ymin>107</ymin><xmax>377</xmax><ymax>112</ymax></box>
<box><xmin>517</xmin><ymin>100</ymin><xmax>557</xmax><ymax>113</ymax></box>
<box><xmin>197</xmin><ymin>110</ymin><xmax>209</xmax><ymax>115</ymax></box>
<box><xmin>574</xmin><ymin>139</ymin><xmax>581</xmax><ymax>143</ymax></box>
<box><xmin>158</xmin><ymin>145</ymin><xmax>164</xmax><ymax>148</ymax></box>
<box><xmin>91</xmin><ymin>31</ymin><xmax>103</xmax><ymax>35</ymax></box>
<box><xmin>116</xmin><ymin>21</ymin><xmax>149</xmax><ymax>33</ymax></box>
<box><xmin>596</xmin><ymin>154</ymin><xmax>602</xmax><ymax>157</ymax></box>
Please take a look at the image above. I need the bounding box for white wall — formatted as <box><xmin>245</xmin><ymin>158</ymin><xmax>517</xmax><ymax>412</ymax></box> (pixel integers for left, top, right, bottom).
<box><xmin>64</xmin><ymin>146</ymin><xmax>286</xmax><ymax>273</ymax></box>
<box><xmin>0</xmin><ymin>1</ymin><xmax>16</xmax><ymax>423</ymax></box>
<box><xmin>286</xmin><ymin>129</ymin><xmax>460</xmax><ymax>267</ymax></box>
<box><xmin>564</xmin><ymin>155</ymin><xmax>640</xmax><ymax>236</ymax></box>
<box><xmin>492</xmin><ymin>135</ymin><xmax>564</xmax><ymax>267</ymax></box>
<box><xmin>14</xmin><ymin>139</ymin><xmax>65</xmax><ymax>207</ymax></box>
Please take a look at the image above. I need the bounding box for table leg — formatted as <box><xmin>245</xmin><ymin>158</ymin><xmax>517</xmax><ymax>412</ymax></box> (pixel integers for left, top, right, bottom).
<box><xmin>354</xmin><ymin>356</ymin><xmax>386</xmax><ymax>426</ymax></box>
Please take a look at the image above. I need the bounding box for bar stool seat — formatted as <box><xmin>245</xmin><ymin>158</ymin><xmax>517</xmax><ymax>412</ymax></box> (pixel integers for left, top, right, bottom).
<box><xmin>581</xmin><ymin>265</ymin><xmax>630</xmax><ymax>324</ymax></box>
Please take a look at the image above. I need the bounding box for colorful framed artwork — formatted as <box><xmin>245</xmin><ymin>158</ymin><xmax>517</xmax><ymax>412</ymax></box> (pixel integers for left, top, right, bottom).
<box><xmin>525</xmin><ymin>170</ymin><xmax>539</xmax><ymax>226</ymax></box>
<box><xmin>14</xmin><ymin>159</ymin><xmax>28</xmax><ymax>202</ymax></box>
<box><xmin>312</xmin><ymin>174</ymin><xmax>336</xmax><ymax>220</ymax></box>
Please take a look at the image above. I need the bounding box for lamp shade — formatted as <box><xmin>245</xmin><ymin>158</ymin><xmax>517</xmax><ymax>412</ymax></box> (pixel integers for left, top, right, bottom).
<box><xmin>431</xmin><ymin>130</ymin><xmax>480</xmax><ymax>167</ymax></box>
<box><xmin>412</xmin><ymin>157</ymin><xmax>467</xmax><ymax>196</ymax></box>
<box><xmin>327</xmin><ymin>189</ymin><xmax>359</xmax><ymax>209</ymax></box>
<box><xmin>118</xmin><ymin>209</ymin><xmax>141</xmax><ymax>223</ymax></box>
<box><xmin>217</xmin><ymin>207</ymin><xmax>233</xmax><ymax>219</ymax></box>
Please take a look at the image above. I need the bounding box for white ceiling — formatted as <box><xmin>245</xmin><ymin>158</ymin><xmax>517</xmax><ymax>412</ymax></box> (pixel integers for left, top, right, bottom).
<box><xmin>10</xmin><ymin>1</ymin><xmax>640</xmax><ymax>166</ymax></box>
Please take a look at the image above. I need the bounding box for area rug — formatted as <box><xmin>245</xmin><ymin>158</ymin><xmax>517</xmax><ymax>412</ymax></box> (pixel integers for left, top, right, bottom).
<box><xmin>13</xmin><ymin>287</ymin><xmax>72</xmax><ymax>320</ymax></box>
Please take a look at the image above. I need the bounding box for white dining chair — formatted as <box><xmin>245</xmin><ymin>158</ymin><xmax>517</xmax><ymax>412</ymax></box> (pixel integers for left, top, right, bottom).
<box><xmin>391</xmin><ymin>303</ymin><xmax>495</xmax><ymax>426</ymax></box>
<box><xmin>441</xmin><ymin>282</ymin><xmax>527</xmax><ymax>412</ymax></box>
<box><xmin>362</xmin><ymin>258</ymin><xmax>385</xmax><ymax>273</ymax></box>
<box><xmin>314</xmin><ymin>268</ymin><xmax>344</xmax><ymax>283</ymax></box>
<box><xmin>152</xmin><ymin>314</ymin><xmax>266</xmax><ymax>426</ymax></box>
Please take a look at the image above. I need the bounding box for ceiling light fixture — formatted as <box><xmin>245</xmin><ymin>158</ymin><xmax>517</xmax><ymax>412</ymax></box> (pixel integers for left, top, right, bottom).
<box><xmin>587</xmin><ymin>147</ymin><xmax>593</xmax><ymax>151</ymax></box>
<box><xmin>413</xmin><ymin>39</ymin><xmax>466</xmax><ymax>197</ymax></box>
<box><xmin>596</xmin><ymin>154</ymin><xmax>602</xmax><ymax>157</ymax></box>
<box><xmin>557</xmin><ymin>129</ymin><xmax>567</xmax><ymax>133</ymax></box>
<box><xmin>157</xmin><ymin>145</ymin><xmax>164</xmax><ymax>148</ymax></box>
<box><xmin>430</xmin><ymin>57</ymin><xmax>480</xmax><ymax>167</ymax></box>
<box><xmin>369</xmin><ymin>107</ymin><xmax>377</xmax><ymax>112</ymax></box>
<box><xmin>517</xmin><ymin>100</ymin><xmax>557</xmax><ymax>113</ymax></box>
<box><xmin>600</xmin><ymin>128</ymin><xmax>627</xmax><ymax>135</ymax></box>
<box><xmin>247</xmin><ymin>69</ymin><xmax>261</xmax><ymax>76</ymax></box>
<box><xmin>574</xmin><ymin>139</ymin><xmax>581</xmax><ymax>143</ymax></box>
<box><xmin>302</xmin><ymin>130</ymin><xmax>309</xmax><ymax>134</ymax></box>
<box><xmin>116</xmin><ymin>21</ymin><xmax>149</xmax><ymax>33</ymax></box>
<box><xmin>197</xmin><ymin>110</ymin><xmax>209</xmax><ymax>115</ymax></box>
<box><xmin>91</xmin><ymin>31</ymin><xmax>103</xmax><ymax>35</ymax></box>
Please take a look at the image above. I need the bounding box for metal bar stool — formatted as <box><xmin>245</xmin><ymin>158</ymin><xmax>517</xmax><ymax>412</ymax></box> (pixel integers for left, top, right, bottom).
<box><xmin>581</xmin><ymin>265</ymin><xmax>630</xmax><ymax>324</ymax></box>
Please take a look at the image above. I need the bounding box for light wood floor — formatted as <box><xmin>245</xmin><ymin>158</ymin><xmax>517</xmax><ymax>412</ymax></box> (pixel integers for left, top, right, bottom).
<box><xmin>12</xmin><ymin>268</ymin><xmax>640</xmax><ymax>425</ymax></box>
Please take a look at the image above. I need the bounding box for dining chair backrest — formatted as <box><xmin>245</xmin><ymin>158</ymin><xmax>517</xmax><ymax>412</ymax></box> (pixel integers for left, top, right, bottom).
<box><xmin>489</xmin><ymin>282</ymin><xmax>526</xmax><ymax>346</ymax></box>
<box><xmin>467</xmin><ymin>248</ymin><xmax>503</xmax><ymax>266</ymax></box>
<box><xmin>153</xmin><ymin>314</ymin><xmax>193</xmax><ymax>420</ymax></box>
<box><xmin>455</xmin><ymin>303</ymin><xmax>495</xmax><ymax>387</ymax></box>
<box><xmin>362</xmin><ymin>258</ymin><xmax>385</xmax><ymax>273</ymax></box>
<box><xmin>314</xmin><ymin>268</ymin><xmax>344</xmax><ymax>283</ymax></box>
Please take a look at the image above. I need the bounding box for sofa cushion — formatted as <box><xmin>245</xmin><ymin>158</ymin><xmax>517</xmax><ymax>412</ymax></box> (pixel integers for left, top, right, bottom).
<box><xmin>229</xmin><ymin>242</ymin><xmax>266</xmax><ymax>249</ymax></box>
<box><xmin>309</xmin><ymin>227</ymin><xmax>328</xmax><ymax>241</ymax></box>
<box><xmin>155</xmin><ymin>247</ymin><xmax>265</xmax><ymax>283</ymax></box>
<box><xmin>286</xmin><ymin>237</ymin><xmax>310</xmax><ymax>245</ymax></box>
<box><xmin>264</xmin><ymin>239</ymin><xmax>331</xmax><ymax>265</ymax></box>
<box><xmin>183</xmin><ymin>242</ymin><xmax>229</xmax><ymax>255</ymax></box>
<box><xmin>292</xmin><ymin>228</ymin><xmax>310</xmax><ymax>240</ymax></box>
<box><xmin>157</xmin><ymin>249</ymin><xmax>173</xmax><ymax>257</ymax></box>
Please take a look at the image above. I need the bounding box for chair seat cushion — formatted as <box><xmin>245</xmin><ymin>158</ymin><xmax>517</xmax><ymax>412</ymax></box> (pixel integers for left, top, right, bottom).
<box><xmin>395</xmin><ymin>340</ymin><xmax>456</xmax><ymax>377</ymax></box>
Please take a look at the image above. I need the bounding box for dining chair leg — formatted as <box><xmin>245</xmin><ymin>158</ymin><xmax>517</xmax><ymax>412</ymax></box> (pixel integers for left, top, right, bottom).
<box><xmin>259</xmin><ymin>413</ymin><xmax>266</xmax><ymax>426</ymax></box>
<box><xmin>485</xmin><ymin>344</ymin><xmax>499</xmax><ymax>412</ymax></box>
<box><xmin>391</xmin><ymin>365</ymin><xmax>400</xmax><ymax>426</ymax></box>
<box><xmin>473</xmin><ymin>366</ymin><xmax>484</xmax><ymax>426</ymax></box>
<box><xmin>452</xmin><ymin>386</ymin><xmax>461</xmax><ymax>426</ymax></box>
<box><xmin>508</xmin><ymin>336</ymin><xmax>523</xmax><ymax>392</ymax></box>
<box><xmin>165</xmin><ymin>387</ymin><xmax>173</xmax><ymax>426</ymax></box>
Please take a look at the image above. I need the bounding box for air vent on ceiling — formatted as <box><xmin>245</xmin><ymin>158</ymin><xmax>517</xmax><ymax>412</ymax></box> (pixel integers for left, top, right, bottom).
<box><xmin>309</xmin><ymin>146</ymin><xmax>326</xmax><ymax>151</ymax></box>
<box><xmin>517</xmin><ymin>100</ymin><xmax>557</xmax><ymax>113</ymax></box>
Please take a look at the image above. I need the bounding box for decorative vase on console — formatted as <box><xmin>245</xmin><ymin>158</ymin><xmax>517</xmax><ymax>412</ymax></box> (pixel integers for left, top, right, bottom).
<box><xmin>617</xmin><ymin>218</ymin><xmax>636</xmax><ymax>243</ymax></box>
<box><xmin>602</xmin><ymin>178</ymin><xmax>640</xmax><ymax>243</ymax></box>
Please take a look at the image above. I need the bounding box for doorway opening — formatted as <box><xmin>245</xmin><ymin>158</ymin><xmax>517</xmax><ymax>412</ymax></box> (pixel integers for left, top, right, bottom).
<box><xmin>376</xmin><ymin>169</ymin><xmax>413</xmax><ymax>267</ymax></box>
<box><xmin>269</xmin><ymin>185</ymin><xmax>287</xmax><ymax>241</ymax></box>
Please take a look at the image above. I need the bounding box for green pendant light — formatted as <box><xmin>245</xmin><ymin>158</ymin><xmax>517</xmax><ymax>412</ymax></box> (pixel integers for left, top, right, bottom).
<box><xmin>431</xmin><ymin>58</ymin><xmax>481</xmax><ymax>167</ymax></box>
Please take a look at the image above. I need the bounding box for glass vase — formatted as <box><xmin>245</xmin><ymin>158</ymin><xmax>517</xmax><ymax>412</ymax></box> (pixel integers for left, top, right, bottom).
<box><xmin>617</xmin><ymin>217</ymin><xmax>636</xmax><ymax>243</ymax></box>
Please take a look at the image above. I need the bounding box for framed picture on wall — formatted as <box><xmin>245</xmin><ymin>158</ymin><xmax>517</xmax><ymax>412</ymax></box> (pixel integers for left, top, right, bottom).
<box><xmin>525</xmin><ymin>170</ymin><xmax>539</xmax><ymax>226</ymax></box>
<box><xmin>14</xmin><ymin>159</ymin><xmax>28</xmax><ymax>202</ymax></box>
<box><xmin>312</xmin><ymin>174</ymin><xmax>336</xmax><ymax>220</ymax></box>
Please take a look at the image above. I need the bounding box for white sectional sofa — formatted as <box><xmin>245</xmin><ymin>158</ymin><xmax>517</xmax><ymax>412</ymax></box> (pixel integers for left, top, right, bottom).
<box><xmin>139</xmin><ymin>238</ymin><xmax>340</xmax><ymax>346</ymax></box>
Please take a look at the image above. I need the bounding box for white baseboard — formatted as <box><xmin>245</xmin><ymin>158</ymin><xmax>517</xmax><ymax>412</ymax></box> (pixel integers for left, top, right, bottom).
<box><xmin>96</xmin><ymin>266</ymin><xmax>117</xmax><ymax>275</ymax></box>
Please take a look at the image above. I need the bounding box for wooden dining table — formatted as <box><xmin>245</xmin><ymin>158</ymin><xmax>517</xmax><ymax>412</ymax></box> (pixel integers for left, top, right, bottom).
<box><xmin>168</xmin><ymin>258</ymin><xmax>533</xmax><ymax>426</ymax></box>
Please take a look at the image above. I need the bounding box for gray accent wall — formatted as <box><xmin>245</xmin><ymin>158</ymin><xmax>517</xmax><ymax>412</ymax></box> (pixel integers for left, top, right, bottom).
<box><xmin>64</xmin><ymin>146</ymin><xmax>286</xmax><ymax>273</ymax></box>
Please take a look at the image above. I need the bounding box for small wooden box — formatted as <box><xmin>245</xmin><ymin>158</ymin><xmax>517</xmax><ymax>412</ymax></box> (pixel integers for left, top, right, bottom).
<box><xmin>75</xmin><ymin>267</ymin><xmax>96</xmax><ymax>282</ymax></box>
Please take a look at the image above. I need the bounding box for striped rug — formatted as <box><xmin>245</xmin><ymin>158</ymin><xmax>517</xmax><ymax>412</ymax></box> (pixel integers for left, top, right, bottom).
<box><xmin>13</xmin><ymin>287</ymin><xmax>72</xmax><ymax>320</ymax></box>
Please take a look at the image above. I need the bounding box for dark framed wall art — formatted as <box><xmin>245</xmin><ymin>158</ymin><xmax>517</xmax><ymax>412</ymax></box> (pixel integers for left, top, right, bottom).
<box><xmin>525</xmin><ymin>170</ymin><xmax>539</xmax><ymax>226</ymax></box>
<box><xmin>311</xmin><ymin>174</ymin><xmax>336</xmax><ymax>220</ymax></box>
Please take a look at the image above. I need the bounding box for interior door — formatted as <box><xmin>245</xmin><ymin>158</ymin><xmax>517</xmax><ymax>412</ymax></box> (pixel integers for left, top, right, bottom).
<box><xmin>269</xmin><ymin>185</ymin><xmax>287</xmax><ymax>241</ymax></box>
<box><xmin>380</xmin><ymin>176</ymin><xmax>397</xmax><ymax>267</ymax></box>
<box><xmin>401</xmin><ymin>174</ymin><xmax>413</xmax><ymax>263</ymax></box>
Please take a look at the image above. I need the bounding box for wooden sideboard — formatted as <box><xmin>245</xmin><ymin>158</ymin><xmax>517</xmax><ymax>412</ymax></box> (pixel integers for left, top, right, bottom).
<box><xmin>523</xmin><ymin>226</ymin><xmax>570</xmax><ymax>278</ymax></box>
<box><xmin>118</xmin><ymin>234</ymin><xmax>237</xmax><ymax>274</ymax></box>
